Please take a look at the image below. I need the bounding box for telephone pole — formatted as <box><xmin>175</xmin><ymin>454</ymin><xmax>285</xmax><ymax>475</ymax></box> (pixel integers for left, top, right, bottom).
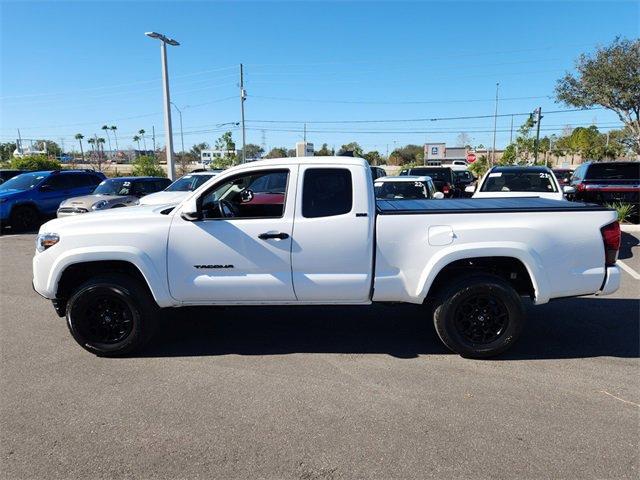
<box><xmin>533</xmin><ymin>107</ymin><xmax>543</xmax><ymax>164</ymax></box>
<box><xmin>491</xmin><ymin>82</ymin><xmax>499</xmax><ymax>166</ymax></box>
<box><xmin>152</xmin><ymin>125</ymin><xmax>156</xmax><ymax>153</ymax></box>
<box><xmin>509</xmin><ymin>115</ymin><xmax>514</xmax><ymax>144</ymax></box>
<box><xmin>240</xmin><ymin>63</ymin><xmax>247</xmax><ymax>163</ymax></box>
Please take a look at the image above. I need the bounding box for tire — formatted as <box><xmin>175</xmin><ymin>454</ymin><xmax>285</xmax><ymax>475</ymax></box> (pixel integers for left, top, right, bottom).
<box><xmin>66</xmin><ymin>274</ymin><xmax>158</xmax><ymax>356</ymax></box>
<box><xmin>432</xmin><ymin>274</ymin><xmax>525</xmax><ymax>359</ymax></box>
<box><xmin>10</xmin><ymin>205</ymin><xmax>39</xmax><ymax>232</ymax></box>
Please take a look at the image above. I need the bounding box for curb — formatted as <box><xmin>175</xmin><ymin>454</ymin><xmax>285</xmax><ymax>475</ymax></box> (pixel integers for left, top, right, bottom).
<box><xmin>621</xmin><ymin>224</ymin><xmax>640</xmax><ymax>232</ymax></box>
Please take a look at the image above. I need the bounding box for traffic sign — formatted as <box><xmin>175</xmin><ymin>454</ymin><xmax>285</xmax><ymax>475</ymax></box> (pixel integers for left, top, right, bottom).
<box><xmin>466</xmin><ymin>152</ymin><xmax>477</xmax><ymax>163</ymax></box>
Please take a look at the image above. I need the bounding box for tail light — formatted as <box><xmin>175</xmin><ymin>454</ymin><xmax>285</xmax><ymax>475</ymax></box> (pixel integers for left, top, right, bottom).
<box><xmin>576</xmin><ymin>183</ymin><xmax>587</xmax><ymax>192</ymax></box>
<box><xmin>600</xmin><ymin>221</ymin><xmax>621</xmax><ymax>266</ymax></box>
<box><xmin>442</xmin><ymin>184</ymin><xmax>450</xmax><ymax>195</ymax></box>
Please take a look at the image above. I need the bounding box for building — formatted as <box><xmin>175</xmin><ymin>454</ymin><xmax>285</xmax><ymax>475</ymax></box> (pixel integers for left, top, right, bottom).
<box><xmin>295</xmin><ymin>142</ymin><xmax>314</xmax><ymax>157</ymax></box>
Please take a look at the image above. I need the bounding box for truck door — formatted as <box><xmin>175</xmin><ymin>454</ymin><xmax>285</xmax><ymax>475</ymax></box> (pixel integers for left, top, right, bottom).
<box><xmin>291</xmin><ymin>164</ymin><xmax>375</xmax><ymax>302</ymax></box>
<box><xmin>167</xmin><ymin>166</ymin><xmax>297</xmax><ymax>303</ymax></box>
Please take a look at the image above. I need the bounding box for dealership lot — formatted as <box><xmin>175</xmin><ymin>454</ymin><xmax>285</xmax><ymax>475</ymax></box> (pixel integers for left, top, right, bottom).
<box><xmin>1</xmin><ymin>232</ymin><xmax>638</xmax><ymax>479</ymax></box>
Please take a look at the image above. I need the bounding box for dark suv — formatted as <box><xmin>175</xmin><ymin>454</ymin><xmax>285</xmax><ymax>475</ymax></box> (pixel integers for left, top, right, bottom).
<box><xmin>399</xmin><ymin>167</ymin><xmax>461</xmax><ymax>197</ymax></box>
<box><xmin>0</xmin><ymin>169</ymin><xmax>106</xmax><ymax>231</ymax></box>
<box><xmin>568</xmin><ymin>162</ymin><xmax>639</xmax><ymax>207</ymax></box>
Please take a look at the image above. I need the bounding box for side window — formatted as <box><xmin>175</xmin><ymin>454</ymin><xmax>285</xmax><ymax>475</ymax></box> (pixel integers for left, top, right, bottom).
<box><xmin>42</xmin><ymin>175</ymin><xmax>72</xmax><ymax>191</ymax></box>
<box><xmin>68</xmin><ymin>173</ymin><xmax>94</xmax><ymax>188</ymax></box>
<box><xmin>302</xmin><ymin>168</ymin><xmax>353</xmax><ymax>218</ymax></box>
<box><xmin>200</xmin><ymin>169</ymin><xmax>289</xmax><ymax>219</ymax></box>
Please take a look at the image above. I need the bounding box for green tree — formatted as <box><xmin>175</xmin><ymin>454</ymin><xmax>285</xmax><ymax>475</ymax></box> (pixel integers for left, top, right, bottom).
<box><xmin>10</xmin><ymin>155</ymin><xmax>61</xmax><ymax>171</ymax></box>
<box><xmin>138</xmin><ymin>129</ymin><xmax>147</xmax><ymax>151</ymax></box>
<box><xmin>555</xmin><ymin>37</ymin><xmax>640</xmax><ymax>155</ymax></box>
<box><xmin>242</xmin><ymin>143</ymin><xmax>264</xmax><ymax>160</ymax></box>
<box><xmin>213</xmin><ymin>131</ymin><xmax>237</xmax><ymax>166</ymax></box>
<box><xmin>110</xmin><ymin>126</ymin><xmax>118</xmax><ymax>151</ymax></box>
<box><xmin>468</xmin><ymin>154</ymin><xmax>489</xmax><ymax>177</ymax></box>
<box><xmin>133</xmin><ymin>135</ymin><xmax>141</xmax><ymax>150</ymax></box>
<box><xmin>363</xmin><ymin>150</ymin><xmax>382</xmax><ymax>165</ymax></box>
<box><xmin>314</xmin><ymin>143</ymin><xmax>334</xmax><ymax>156</ymax></box>
<box><xmin>389</xmin><ymin>144</ymin><xmax>423</xmax><ymax>165</ymax></box>
<box><xmin>132</xmin><ymin>155</ymin><xmax>165</xmax><ymax>177</ymax></box>
<box><xmin>0</xmin><ymin>142</ymin><xmax>17</xmax><ymax>163</ymax></box>
<box><xmin>265</xmin><ymin>147</ymin><xmax>288</xmax><ymax>159</ymax></box>
<box><xmin>190</xmin><ymin>142</ymin><xmax>209</xmax><ymax>158</ymax></box>
<box><xmin>337</xmin><ymin>142</ymin><xmax>363</xmax><ymax>157</ymax></box>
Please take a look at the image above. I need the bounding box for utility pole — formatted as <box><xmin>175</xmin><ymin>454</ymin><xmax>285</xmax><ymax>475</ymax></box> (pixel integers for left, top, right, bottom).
<box><xmin>303</xmin><ymin>123</ymin><xmax>307</xmax><ymax>142</ymax></box>
<box><xmin>491</xmin><ymin>82</ymin><xmax>499</xmax><ymax>166</ymax></box>
<box><xmin>171</xmin><ymin>102</ymin><xmax>185</xmax><ymax>154</ymax></box>
<box><xmin>152</xmin><ymin>125</ymin><xmax>157</xmax><ymax>154</ymax></box>
<box><xmin>533</xmin><ymin>107</ymin><xmax>543</xmax><ymax>165</ymax></box>
<box><xmin>145</xmin><ymin>31</ymin><xmax>179</xmax><ymax>180</ymax></box>
<box><xmin>240</xmin><ymin>63</ymin><xmax>247</xmax><ymax>163</ymax></box>
<box><xmin>509</xmin><ymin>115</ymin><xmax>514</xmax><ymax>144</ymax></box>
<box><xmin>17</xmin><ymin>129</ymin><xmax>23</xmax><ymax>155</ymax></box>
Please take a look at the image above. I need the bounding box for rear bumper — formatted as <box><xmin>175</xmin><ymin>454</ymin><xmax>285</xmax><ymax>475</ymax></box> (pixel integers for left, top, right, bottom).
<box><xmin>597</xmin><ymin>266</ymin><xmax>620</xmax><ymax>296</ymax></box>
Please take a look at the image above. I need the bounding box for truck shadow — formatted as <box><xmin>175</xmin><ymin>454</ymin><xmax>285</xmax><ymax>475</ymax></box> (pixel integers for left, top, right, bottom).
<box><xmin>620</xmin><ymin>232</ymin><xmax>638</xmax><ymax>260</ymax></box>
<box><xmin>140</xmin><ymin>297</ymin><xmax>639</xmax><ymax>360</ymax></box>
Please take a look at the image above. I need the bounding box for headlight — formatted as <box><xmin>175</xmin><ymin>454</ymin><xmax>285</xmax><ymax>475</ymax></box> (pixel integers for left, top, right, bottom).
<box><xmin>91</xmin><ymin>200</ymin><xmax>109</xmax><ymax>210</ymax></box>
<box><xmin>36</xmin><ymin>233</ymin><xmax>59</xmax><ymax>252</ymax></box>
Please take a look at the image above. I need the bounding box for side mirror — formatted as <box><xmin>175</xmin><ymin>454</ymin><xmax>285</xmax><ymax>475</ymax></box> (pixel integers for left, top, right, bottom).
<box><xmin>563</xmin><ymin>186</ymin><xmax>576</xmax><ymax>195</ymax></box>
<box><xmin>180</xmin><ymin>197</ymin><xmax>202</xmax><ymax>221</ymax></box>
<box><xmin>465</xmin><ymin>185</ymin><xmax>476</xmax><ymax>194</ymax></box>
<box><xmin>433</xmin><ymin>191</ymin><xmax>445</xmax><ymax>200</ymax></box>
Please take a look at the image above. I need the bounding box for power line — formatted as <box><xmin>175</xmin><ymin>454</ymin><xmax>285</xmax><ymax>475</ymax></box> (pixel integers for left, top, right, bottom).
<box><xmin>248</xmin><ymin>94</ymin><xmax>551</xmax><ymax>105</ymax></box>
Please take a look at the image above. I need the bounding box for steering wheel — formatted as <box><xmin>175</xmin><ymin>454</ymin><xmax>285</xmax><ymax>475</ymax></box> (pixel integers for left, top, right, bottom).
<box><xmin>218</xmin><ymin>200</ymin><xmax>240</xmax><ymax>218</ymax></box>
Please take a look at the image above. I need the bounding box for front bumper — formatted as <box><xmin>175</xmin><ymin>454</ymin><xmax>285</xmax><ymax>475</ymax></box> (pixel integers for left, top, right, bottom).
<box><xmin>597</xmin><ymin>266</ymin><xmax>621</xmax><ymax>296</ymax></box>
<box><xmin>56</xmin><ymin>207</ymin><xmax>88</xmax><ymax>217</ymax></box>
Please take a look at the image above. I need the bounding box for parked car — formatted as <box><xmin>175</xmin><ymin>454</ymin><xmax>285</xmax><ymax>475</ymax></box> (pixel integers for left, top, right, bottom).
<box><xmin>398</xmin><ymin>167</ymin><xmax>461</xmax><ymax>197</ymax></box>
<box><xmin>33</xmin><ymin>156</ymin><xmax>620</xmax><ymax>359</ymax></box>
<box><xmin>57</xmin><ymin>176</ymin><xmax>171</xmax><ymax>217</ymax></box>
<box><xmin>468</xmin><ymin>166</ymin><xmax>564</xmax><ymax>201</ymax></box>
<box><xmin>374</xmin><ymin>176</ymin><xmax>444</xmax><ymax>200</ymax></box>
<box><xmin>552</xmin><ymin>168</ymin><xmax>574</xmax><ymax>186</ymax></box>
<box><xmin>0</xmin><ymin>169</ymin><xmax>105</xmax><ymax>231</ymax></box>
<box><xmin>0</xmin><ymin>169</ymin><xmax>26</xmax><ymax>185</ymax></box>
<box><xmin>138</xmin><ymin>171</ymin><xmax>220</xmax><ymax>206</ymax></box>
<box><xmin>565</xmin><ymin>161</ymin><xmax>640</xmax><ymax>206</ymax></box>
<box><xmin>370</xmin><ymin>166</ymin><xmax>387</xmax><ymax>180</ymax></box>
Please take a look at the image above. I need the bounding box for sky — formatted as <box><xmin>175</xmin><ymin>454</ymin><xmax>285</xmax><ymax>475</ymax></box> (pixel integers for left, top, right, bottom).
<box><xmin>1</xmin><ymin>0</ymin><xmax>639</xmax><ymax>155</ymax></box>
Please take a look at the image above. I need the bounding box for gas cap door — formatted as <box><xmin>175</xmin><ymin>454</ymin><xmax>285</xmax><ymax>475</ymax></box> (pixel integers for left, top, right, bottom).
<box><xmin>428</xmin><ymin>225</ymin><xmax>455</xmax><ymax>246</ymax></box>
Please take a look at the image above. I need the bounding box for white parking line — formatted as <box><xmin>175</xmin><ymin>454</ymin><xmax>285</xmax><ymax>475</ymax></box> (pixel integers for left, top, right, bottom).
<box><xmin>617</xmin><ymin>260</ymin><xmax>640</xmax><ymax>280</ymax></box>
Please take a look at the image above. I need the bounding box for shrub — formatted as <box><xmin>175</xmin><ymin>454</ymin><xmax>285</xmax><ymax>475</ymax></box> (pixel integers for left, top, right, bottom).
<box><xmin>10</xmin><ymin>155</ymin><xmax>62</xmax><ymax>171</ymax></box>
<box><xmin>605</xmin><ymin>202</ymin><xmax>636</xmax><ymax>223</ymax></box>
<box><xmin>132</xmin><ymin>155</ymin><xmax>165</xmax><ymax>177</ymax></box>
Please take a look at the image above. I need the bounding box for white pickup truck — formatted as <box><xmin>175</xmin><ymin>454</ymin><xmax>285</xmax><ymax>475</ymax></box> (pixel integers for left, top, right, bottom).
<box><xmin>32</xmin><ymin>157</ymin><xmax>621</xmax><ymax>358</ymax></box>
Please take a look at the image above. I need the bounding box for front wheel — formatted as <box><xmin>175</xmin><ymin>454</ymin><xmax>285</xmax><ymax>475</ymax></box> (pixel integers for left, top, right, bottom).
<box><xmin>433</xmin><ymin>274</ymin><xmax>525</xmax><ymax>358</ymax></box>
<box><xmin>66</xmin><ymin>274</ymin><xmax>158</xmax><ymax>356</ymax></box>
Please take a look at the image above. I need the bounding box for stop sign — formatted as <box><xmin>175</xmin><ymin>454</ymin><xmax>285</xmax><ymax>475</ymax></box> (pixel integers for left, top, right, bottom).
<box><xmin>466</xmin><ymin>152</ymin><xmax>477</xmax><ymax>163</ymax></box>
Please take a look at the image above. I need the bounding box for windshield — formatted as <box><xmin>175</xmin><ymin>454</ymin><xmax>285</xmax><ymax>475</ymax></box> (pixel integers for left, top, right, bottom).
<box><xmin>93</xmin><ymin>179</ymin><xmax>134</xmax><ymax>196</ymax></box>
<box><xmin>408</xmin><ymin>168</ymin><xmax>451</xmax><ymax>182</ymax></box>
<box><xmin>166</xmin><ymin>174</ymin><xmax>216</xmax><ymax>192</ymax></box>
<box><xmin>481</xmin><ymin>170</ymin><xmax>557</xmax><ymax>193</ymax></box>
<box><xmin>586</xmin><ymin>163</ymin><xmax>640</xmax><ymax>180</ymax></box>
<box><xmin>0</xmin><ymin>172</ymin><xmax>47</xmax><ymax>191</ymax></box>
<box><xmin>375</xmin><ymin>181</ymin><xmax>428</xmax><ymax>199</ymax></box>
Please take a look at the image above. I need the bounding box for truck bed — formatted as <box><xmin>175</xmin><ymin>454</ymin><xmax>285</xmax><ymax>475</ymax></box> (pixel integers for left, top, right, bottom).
<box><xmin>376</xmin><ymin>197</ymin><xmax>609</xmax><ymax>215</ymax></box>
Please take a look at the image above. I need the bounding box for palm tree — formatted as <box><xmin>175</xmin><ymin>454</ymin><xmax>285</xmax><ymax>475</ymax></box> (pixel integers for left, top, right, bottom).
<box><xmin>97</xmin><ymin>137</ymin><xmax>106</xmax><ymax>159</ymax></box>
<box><xmin>101</xmin><ymin>125</ymin><xmax>112</xmax><ymax>158</ymax></box>
<box><xmin>138</xmin><ymin>129</ymin><xmax>147</xmax><ymax>151</ymax></box>
<box><xmin>132</xmin><ymin>135</ymin><xmax>141</xmax><ymax>151</ymax></box>
<box><xmin>87</xmin><ymin>137</ymin><xmax>96</xmax><ymax>156</ymax></box>
<box><xmin>74</xmin><ymin>133</ymin><xmax>85</xmax><ymax>162</ymax></box>
<box><xmin>110</xmin><ymin>125</ymin><xmax>119</xmax><ymax>152</ymax></box>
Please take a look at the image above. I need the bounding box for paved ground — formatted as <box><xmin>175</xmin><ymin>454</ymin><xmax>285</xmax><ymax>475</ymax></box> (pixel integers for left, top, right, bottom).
<box><xmin>1</xmin><ymin>233</ymin><xmax>638</xmax><ymax>480</ymax></box>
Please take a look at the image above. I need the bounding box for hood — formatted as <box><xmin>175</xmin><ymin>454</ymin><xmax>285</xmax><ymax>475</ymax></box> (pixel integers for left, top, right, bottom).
<box><xmin>59</xmin><ymin>194</ymin><xmax>138</xmax><ymax>210</ymax></box>
<box><xmin>40</xmin><ymin>203</ymin><xmax>171</xmax><ymax>233</ymax></box>
<box><xmin>138</xmin><ymin>191</ymin><xmax>190</xmax><ymax>206</ymax></box>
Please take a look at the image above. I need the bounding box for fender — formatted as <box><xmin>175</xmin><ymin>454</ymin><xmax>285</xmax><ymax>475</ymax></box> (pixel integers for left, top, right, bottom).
<box><xmin>46</xmin><ymin>246</ymin><xmax>176</xmax><ymax>308</ymax></box>
<box><xmin>415</xmin><ymin>242</ymin><xmax>551</xmax><ymax>305</ymax></box>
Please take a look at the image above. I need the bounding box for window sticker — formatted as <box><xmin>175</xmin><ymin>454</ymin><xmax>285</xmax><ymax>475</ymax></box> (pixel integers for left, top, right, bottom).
<box><xmin>488</xmin><ymin>172</ymin><xmax>502</xmax><ymax>177</ymax></box>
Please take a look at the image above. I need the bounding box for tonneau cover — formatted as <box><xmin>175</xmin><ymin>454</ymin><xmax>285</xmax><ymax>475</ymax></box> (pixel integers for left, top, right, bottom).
<box><xmin>376</xmin><ymin>197</ymin><xmax>609</xmax><ymax>214</ymax></box>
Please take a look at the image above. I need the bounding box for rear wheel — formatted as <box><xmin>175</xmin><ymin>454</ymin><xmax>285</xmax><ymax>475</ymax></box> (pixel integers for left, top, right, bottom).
<box><xmin>10</xmin><ymin>205</ymin><xmax>39</xmax><ymax>232</ymax></box>
<box><xmin>66</xmin><ymin>274</ymin><xmax>158</xmax><ymax>356</ymax></box>
<box><xmin>433</xmin><ymin>274</ymin><xmax>525</xmax><ymax>358</ymax></box>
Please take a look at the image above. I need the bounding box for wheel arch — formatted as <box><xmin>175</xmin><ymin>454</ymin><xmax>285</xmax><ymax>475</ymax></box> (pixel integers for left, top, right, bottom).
<box><xmin>417</xmin><ymin>244</ymin><xmax>550</xmax><ymax>304</ymax></box>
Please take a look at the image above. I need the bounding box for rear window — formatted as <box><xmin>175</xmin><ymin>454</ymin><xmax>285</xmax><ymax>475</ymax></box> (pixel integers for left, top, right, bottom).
<box><xmin>481</xmin><ymin>170</ymin><xmax>557</xmax><ymax>193</ymax></box>
<box><xmin>375</xmin><ymin>181</ymin><xmax>429</xmax><ymax>199</ymax></box>
<box><xmin>585</xmin><ymin>163</ymin><xmax>640</xmax><ymax>180</ymax></box>
<box><xmin>408</xmin><ymin>168</ymin><xmax>452</xmax><ymax>182</ymax></box>
<box><xmin>302</xmin><ymin>168</ymin><xmax>352</xmax><ymax>218</ymax></box>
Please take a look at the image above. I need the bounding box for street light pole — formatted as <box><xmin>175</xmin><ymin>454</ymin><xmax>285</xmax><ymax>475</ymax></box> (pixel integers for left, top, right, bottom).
<box><xmin>170</xmin><ymin>102</ymin><xmax>185</xmax><ymax>154</ymax></box>
<box><xmin>491</xmin><ymin>82</ymin><xmax>499</xmax><ymax>166</ymax></box>
<box><xmin>145</xmin><ymin>31</ymin><xmax>179</xmax><ymax>180</ymax></box>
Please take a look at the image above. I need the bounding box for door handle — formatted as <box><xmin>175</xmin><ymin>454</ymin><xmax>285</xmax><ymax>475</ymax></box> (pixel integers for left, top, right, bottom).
<box><xmin>258</xmin><ymin>232</ymin><xmax>289</xmax><ymax>240</ymax></box>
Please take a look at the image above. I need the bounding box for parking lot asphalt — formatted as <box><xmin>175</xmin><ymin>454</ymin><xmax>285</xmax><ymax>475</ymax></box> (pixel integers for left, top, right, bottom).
<box><xmin>1</xmin><ymin>233</ymin><xmax>638</xmax><ymax>480</ymax></box>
